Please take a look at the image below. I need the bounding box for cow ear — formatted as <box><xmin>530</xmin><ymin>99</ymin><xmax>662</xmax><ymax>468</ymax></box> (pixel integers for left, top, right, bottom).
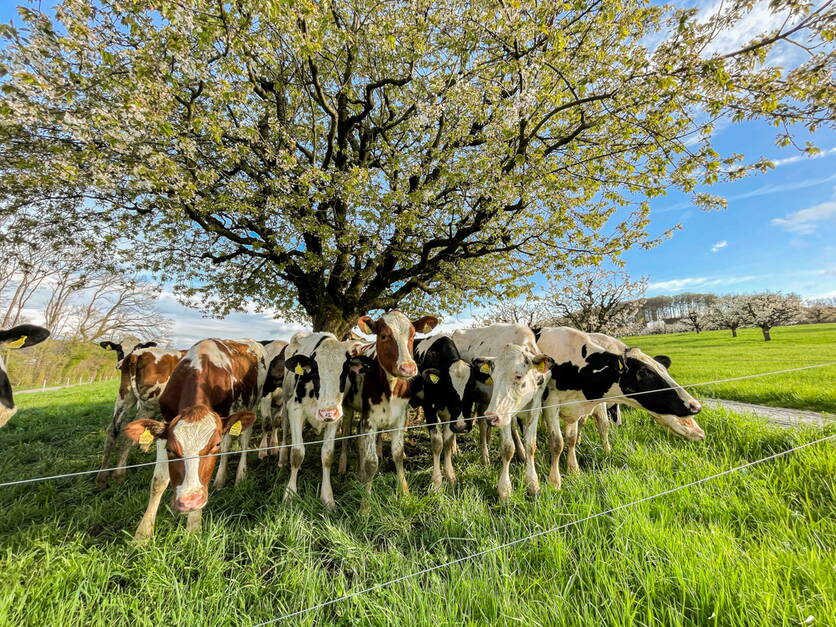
<box><xmin>124</xmin><ymin>419</ymin><xmax>167</xmax><ymax>449</ymax></box>
<box><xmin>0</xmin><ymin>324</ymin><xmax>50</xmax><ymax>349</ymax></box>
<box><xmin>348</xmin><ymin>355</ymin><xmax>374</xmax><ymax>373</ymax></box>
<box><xmin>581</xmin><ymin>344</ymin><xmax>588</xmax><ymax>358</ymax></box>
<box><xmin>357</xmin><ymin>316</ymin><xmax>378</xmax><ymax>335</ymax></box>
<box><xmin>531</xmin><ymin>354</ymin><xmax>554</xmax><ymax>373</ymax></box>
<box><xmin>223</xmin><ymin>411</ymin><xmax>256</xmax><ymax>436</ymax></box>
<box><xmin>653</xmin><ymin>355</ymin><xmax>672</xmax><ymax>369</ymax></box>
<box><xmin>472</xmin><ymin>358</ymin><xmax>494</xmax><ymax>383</ymax></box>
<box><xmin>411</xmin><ymin>316</ymin><xmax>440</xmax><ymax>334</ymax></box>
<box><xmin>421</xmin><ymin>368</ymin><xmax>442</xmax><ymax>384</ymax></box>
<box><xmin>285</xmin><ymin>355</ymin><xmax>312</xmax><ymax>376</ymax></box>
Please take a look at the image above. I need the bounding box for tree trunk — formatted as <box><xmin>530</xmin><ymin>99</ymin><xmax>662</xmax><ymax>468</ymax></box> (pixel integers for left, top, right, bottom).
<box><xmin>311</xmin><ymin>307</ymin><xmax>358</xmax><ymax>339</ymax></box>
<box><xmin>761</xmin><ymin>326</ymin><xmax>771</xmax><ymax>341</ymax></box>
<box><xmin>731</xmin><ymin>327</ymin><xmax>737</xmax><ymax>337</ymax></box>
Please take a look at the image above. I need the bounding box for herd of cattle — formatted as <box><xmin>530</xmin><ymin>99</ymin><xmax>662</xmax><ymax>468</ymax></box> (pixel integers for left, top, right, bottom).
<box><xmin>0</xmin><ymin>313</ymin><xmax>704</xmax><ymax>540</ymax></box>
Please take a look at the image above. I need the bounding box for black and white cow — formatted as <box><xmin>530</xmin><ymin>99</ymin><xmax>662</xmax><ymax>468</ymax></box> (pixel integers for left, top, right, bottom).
<box><xmin>0</xmin><ymin>324</ymin><xmax>50</xmax><ymax>427</ymax></box>
<box><xmin>281</xmin><ymin>332</ymin><xmax>373</xmax><ymax>510</ymax></box>
<box><xmin>535</xmin><ymin>326</ymin><xmax>703</xmax><ymax>489</ymax></box>
<box><xmin>451</xmin><ymin>324</ymin><xmax>553</xmax><ymax>502</ymax></box>
<box><xmin>257</xmin><ymin>340</ymin><xmax>288</xmax><ymax>462</ymax></box>
<box><xmin>412</xmin><ymin>334</ymin><xmax>480</xmax><ymax>488</ymax></box>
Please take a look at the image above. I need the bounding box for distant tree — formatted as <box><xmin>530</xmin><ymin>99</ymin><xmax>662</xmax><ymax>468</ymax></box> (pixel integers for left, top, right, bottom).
<box><xmin>742</xmin><ymin>292</ymin><xmax>803</xmax><ymax>341</ymax></box>
<box><xmin>708</xmin><ymin>294</ymin><xmax>748</xmax><ymax>337</ymax></box>
<box><xmin>803</xmin><ymin>297</ymin><xmax>836</xmax><ymax>324</ymax></box>
<box><xmin>680</xmin><ymin>307</ymin><xmax>706</xmax><ymax>333</ymax></box>
<box><xmin>546</xmin><ymin>270</ymin><xmax>647</xmax><ymax>334</ymax></box>
<box><xmin>477</xmin><ymin>299</ymin><xmax>548</xmax><ymax>328</ymax></box>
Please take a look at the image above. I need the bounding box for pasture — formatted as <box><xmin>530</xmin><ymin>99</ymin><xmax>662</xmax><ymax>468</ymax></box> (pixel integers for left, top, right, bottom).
<box><xmin>621</xmin><ymin>323</ymin><xmax>836</xmax><ymax>414</ymax></box>
<box><xmin>0</xmin><ymin>328</ymin><xmax>834</xmax><ymax>626</ymax></box>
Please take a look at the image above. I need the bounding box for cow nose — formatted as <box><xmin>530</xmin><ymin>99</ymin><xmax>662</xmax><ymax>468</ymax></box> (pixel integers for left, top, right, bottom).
<box><xmin>486</xmin><ymin>413</ymin><xmax>501</xmax><ymax>427</ymax></box>
<box><xmin>318</xmin><ymin>407</ymin><xmax>341</xmax><ymax>421</ymax></box>
<box><xmin>174</xmin><ymin>492</ymin><xmax>206</xmax><ymax>512</ymax></box>
<box><xmin>398</xmin><ymin>362</ymin><xmax>417</xmax><ymax>377</ymax></box>
<box><xmin>451</xmin><ymin>418</ymin><xmax>471</xmax><ymax>434</ymax></box>
<box><xmin>688</xmin><ymin>400</ymin><xmax>702</xmax><ymax>414</ymax></box>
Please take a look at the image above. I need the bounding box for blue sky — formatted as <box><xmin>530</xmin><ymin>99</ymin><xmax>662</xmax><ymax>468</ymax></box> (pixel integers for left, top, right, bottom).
<box><xmin>3</xmin><ymin>1</ymin><xmax>834</xmax><ymax>344</ymax></box>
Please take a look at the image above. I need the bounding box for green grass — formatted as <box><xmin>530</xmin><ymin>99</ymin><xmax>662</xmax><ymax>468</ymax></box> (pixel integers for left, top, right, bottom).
<box><xmin>0</xmin><ymin>379</ymin><xmax>833</xmax><ymax>626</ymax></box>
<box><xmin>621</xmin><ymin>323</ymin><xmax>836</xmax><ymax>414</ymax></box>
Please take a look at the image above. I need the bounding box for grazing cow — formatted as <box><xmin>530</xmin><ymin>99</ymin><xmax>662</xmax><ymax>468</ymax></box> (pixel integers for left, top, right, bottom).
<box><xmin>123</xmin><ymin>339</ymin><xmax>265</xmax><ymax>539</ymax></box>
<box><xmin>281</xmin><ymin>332</ymin><xmax>373</xmax><ymax>509</ymax></box>
<box><xmin>96</xmin><ymin>341</ymin><xmax>186</xmax><ymax>489</ymax></box>
<box><xmin>412</xmin><ymin>334</ymin><xmax>480</xmax><ymax>488</ymax></box>
<box><xmin>451</xmin><ymin>324</ymin><xmax>553</xmax><ymax>502</ymax></box>
<box><xmin>347</xmin><ymin>311</ymin><xmax>439</xmax><ymax>505</ymax></box>
<box><xmin>0</xmin><ymin>324</ymin><xmax>50</xmax><ymax>427</ymax></box>
<box><xmin>535</xmin><ymin>327</ymin><xmax>703</xmax><ymax>489</ymax></box>
<box><xmin>257</xmin><ymin>340</ymin><xmax>288</xmax><ymax>461</ymax></box>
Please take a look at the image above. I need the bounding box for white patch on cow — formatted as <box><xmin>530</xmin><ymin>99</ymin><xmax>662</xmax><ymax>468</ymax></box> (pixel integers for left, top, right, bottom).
<box><xmin>448</xmin><ymin>360</ymin><xmax>470</xmax><ymax>404</ymax></box>
<box><xmin>452</xmin><ymin>323</ymin><xmax>538</xmax><ymax>361</ymax></box>
<box><xmin>415</xmin><ymin>334</ymin><xmax>446</xmax><ymax>358</ymax></box>
<box><xmin>484</xmin><ymin>344</ymin><xmax>547</xmax><ymax>426</ymax></box>
<box><xmin>381</xmin><ymin>311</ymin><xmax>415</xmax><ymax>370</ymax></box>
<box><xmin>172</xmin><ymin>413</ymin><xmax>217</xmax><ymax>498</ymax></box>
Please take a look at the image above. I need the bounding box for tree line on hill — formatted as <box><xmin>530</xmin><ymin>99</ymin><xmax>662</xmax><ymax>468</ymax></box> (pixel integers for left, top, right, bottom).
<box><xmin>479</xmin><ymin>269</ymin><xmax>835</xmax><ymax>342</ymax></box>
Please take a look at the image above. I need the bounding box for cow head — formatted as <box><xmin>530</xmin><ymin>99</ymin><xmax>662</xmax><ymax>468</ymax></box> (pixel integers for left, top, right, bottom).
<box><xmin>124</xmin><ymin>406</ymin><xmax>256</xmax><ymax>512</ymax></box>
<box><xmin>0</xmin><ymin>324</ymin><xmax>50</xmax><ymax>428</ymax></box>
<box><xmin>420</xmin><ymin>358</ymin><xmax>476</xmax><ymax>433</ymax></box>
<box><xmin>356</xmin><ymin>311</ymin><xmax>439</xmax><ymax>378</ymax></box>
<box><xmin>615</xmin><ymin>348</ymin><xmax>703</xmax><ymax>441</ymax></box>
<box><xmin>99</xmin><ymin>340</ymin><xmax>125</xmax><ymax>364</ymax></box>
<box><xmin>285</xmin><ymin>338</ymin><xmax>375</xmax><ymax>422</ymax></box>
<box><xmin>476</xmin><ymin>344</ymin><xmax>553</xmax><ymax>428</ymax></box>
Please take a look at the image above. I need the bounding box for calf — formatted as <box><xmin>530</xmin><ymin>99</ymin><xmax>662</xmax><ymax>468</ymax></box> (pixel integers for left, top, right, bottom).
<box><xmin>96</xmin><ymin>341</ymin><xmax>185</xmax><ymax>489</ymax></box>
<box><xmin>451</xmin><ymin>324</ymin><xmax>553</xmax><ymax>502</ymax></box>
<box><xmin>123</xmin><ymin>339</ymin><xmax>265</xmax><ymax>539</ymax></box>
<box><xmin>412</xmin><ymin>334</ymin><xmax>479</xmax><ymax>488</ymax></box>
<box><xmin>282</xmin><ymin>332</ymin><xmax>373</xmax><ymax>509</ymax></box>
<box><xmin>348</xmin><ymin>311</ymin><xmax>439</xmax><ymax>506</ymax></box>
<box><xmin>535</xmin><ymin>327</ymin><xmax>703</xmax><ymax>489</ymax></box>
<box><xmin>0</xmin><ymin>324</ymin><xmax>50</xmax><ymax>427</ymax></box>
<box><xmin>257</xmin><ymin>340</ymin><xmax>288</xmax><ymax>461</ymax></box>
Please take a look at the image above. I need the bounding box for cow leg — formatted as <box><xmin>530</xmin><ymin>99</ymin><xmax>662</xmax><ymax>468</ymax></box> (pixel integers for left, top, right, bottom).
<box><xmin>258</xmin><ymin>395</ymin><xmax>271</xmax><ymax>460</ymax></box>
<box><xmin>442</xmin><ymin>424</ymin><xmax>457</xmax><ymax>485</ymax></box>
<box><xmin>451</xmin><ymin>435</ymin><xmax>459</xmax><ymax>457</ymax></box>
<box><xmin>258</xmin><ymin>431</ymin><xmax>269</xmax><ymax>459</ymax></box>
<box><xmin>185</xmin><ymin>509</ymin><xmax>202</xmax><ymax>533</ymax></box>
<box><xmin>593</xmin><ymin>404</ymin><xmax>611</xmax><ymax>454</ymax></box>
<box><xmin>277</xmin><ymin>404</ymin><xmax>289</xmax><ymax>468</ymax></box>
<box><xmin>511</xmin><ymin>417</ymin><xmax>527</xmax><ymax>462</ymax></box>
<box><xmin>391</xmin><ymin>425</ymin><xmax>409</xmax><ymax>495</ymax></box>
<box><xmin>376</xmin><ymin>433</ymin><xmax>384</xmax><ymax>461</ymax></box>
<box><xmin>522</xmin><ymin>412</ymin><xmax>540</xmax><ymax>496</ymax></box>
<box><xmin>269</xmin><ymin>428</ymin><xmax>279</xmax><ymax>455</ymax></box>
<box><xmin>234</xmin><ymin>425</ymin><xmax>252</xmax><ymax>485</ymax></box>
<box><xmin>426</xmin><ymin>408</ymin><xmax>443</xmax><ymax>490</ymax></box>
<box><xmin>565</xmin><ymin>418</ymin><xmax>581</xmax><ymax>474</ymax></box>
<box><xmin>338</xmin><ymin>407</ymin><xmax>353</xmax><ymax>474</ymax></box>
<box><xmin>320</xmin><ymin>421</ymin><xmax>340</xmax><ymax>511</ymax></box>
<box><xmin>111</xmin><ymin>436</ymin><xmax>134</xmax><ymax>483</ymax></box>
<box><xmin>96</xmin><ymin>393</ymin><xmax>136</xmax><ymax>489</ymax></box>
<box><xmin>359</xmin><ymin>429</ymin><xmax>379</xmax><ymax>514</ymax></box>
<box><xmin>284</xmin><ymin>409</ymin><xmax>305</xmax><ymax>500</ymax></box>
<box><xmin>134</xmin><ymin>440</ymin><xmax>170</xmax><ymax>541</ymax></box>
<box><xmin>576</xmin><ymin>414</ymin><xmax>586</xmax><ymax>447</ymax></box>
<box><xmin>479</xmin><ymin>417</ymin><xmax>491</xmax><ymax>466</ymax></box>
<box><xmin>213</xmin><ymin>433</ymin><xmax>232</xmax><ymax>490</ymax></box>
<box><xmin>496</xmin><ymin>424</ymin><xmax>515</xmax><ymax>504</ymax></box>
<box><xmin>543</xmin><ymin>404</ymin><xmax>564</xmax><ymax>489</ymax></box>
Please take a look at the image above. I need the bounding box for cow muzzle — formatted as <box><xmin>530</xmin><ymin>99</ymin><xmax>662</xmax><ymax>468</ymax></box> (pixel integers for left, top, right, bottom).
<box><xmin>654</xmin><ymin>414</ymin><xmax>706</xmax><ymax>442</ymax></box>
<box><xmin>397</xmin><ymin>362</ymin><xmax>418</xmax><ymax>377</ymax></box>
<box><xmin>687</xmin><ymin>400</ymin><xmax>702</xmax><ymax>415</ymax></box>
<box><xmin>318</xmin><ymin>407</ymin><xmax>342</xmax><ymax>422</ymax></box>
<box><xmin>0</xmin><ymin>405</ymin><xmax>17</xmax><ymax>429</ymax></box>
<box><xmin>450</xmin><ymin>417</ymin><xmax>473</xmax><ymax>434</ymax></box>
<box><xmin>485</xmin><ymin>412</ymin><xmax>510</xmax><ymax>428</ymax></box>
<box><xmin>174</xmin><ymin>490</ymin><xmax>208</xmax><ymax>512</ymax></box>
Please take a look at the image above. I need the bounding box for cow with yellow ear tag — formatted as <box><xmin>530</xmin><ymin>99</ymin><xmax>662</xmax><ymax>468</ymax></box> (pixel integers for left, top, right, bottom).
<box><xmin>0</xmin><ymin>324</ymin><xmax>50</xmax><ymax>428</ymax></box>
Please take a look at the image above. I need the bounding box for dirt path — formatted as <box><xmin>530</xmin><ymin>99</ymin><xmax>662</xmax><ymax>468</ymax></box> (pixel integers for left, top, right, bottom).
<box><xmin>704</xmin><ymin>398</ymin><xmax>833</xmax><ymax>429</ymax></box>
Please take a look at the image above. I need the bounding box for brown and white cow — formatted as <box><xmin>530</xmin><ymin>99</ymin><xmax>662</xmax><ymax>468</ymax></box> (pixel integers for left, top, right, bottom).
<box><xmin>344</xmin><ymin>311</ymin><xmax>439</xmax><ymax>506</ymax></box>
<box><xmin>0</xmin><ymin>324</ymin><xmax>50</xmax><ymax>427</ymax></box>
<box><xmin>123</xmin><ymin>339</ymin><xmax>266</xmax><ymax>539</ymax></box>
<box><xmin>96</xmin><ymin>341</ymin><xmax>185</xmax><ymax>489</ymax></box>
<box><xmin>535</xmin><ymin>327</ymin><xmax>703</xmax><ymax>490</ymax></box>
<box><xmin>451</xmin><ymin>324</ymin><xmax>553</xmax><ymax>502</ymax></box>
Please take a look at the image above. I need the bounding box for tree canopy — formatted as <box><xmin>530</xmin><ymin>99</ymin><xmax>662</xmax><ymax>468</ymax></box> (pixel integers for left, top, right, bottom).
<box><xmin>1</xmin><ymin>0</ymin><xmax>832</xmax><ymax>334</ymax></box>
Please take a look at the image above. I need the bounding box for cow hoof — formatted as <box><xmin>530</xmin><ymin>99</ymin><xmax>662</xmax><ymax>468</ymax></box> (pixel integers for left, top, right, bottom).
<box><xmin>430</xmin><ymin>479</ymin><xmax>443</xmax><ymax>492</ymax></box>
<box><xmin>567</xmin><ymin>466</ymin><xmax>581</xmax><ymax>475</ymax></box>
<box><xmin>527</xmin><ymin>483</ymin><xmax>541</xmax><ymax>497</ymax></box>
<box><xmin>323</xmin><ymin>500</ymin><xmax>337</xmax><ymax>513</ymax></box>
<box><xmin>359</xmin><ymin>500</ymin><xmax>371</xmax><ymax>516</ymax></box>
<box><xmin>547</xmin><ymin>475</ymin><xmax>562</xmax><ymax>490</ymax></box>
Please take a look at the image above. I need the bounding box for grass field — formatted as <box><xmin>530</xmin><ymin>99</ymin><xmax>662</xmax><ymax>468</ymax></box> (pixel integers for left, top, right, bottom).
<box><xmin>621</xmin><ymin>323</ymin><xmax>836</xmax><ymax>414</ymax></box>
<box><xmin>0</xmin><ymin>327</ymin><xmax>834</xmax><ymax>625</ymax></box>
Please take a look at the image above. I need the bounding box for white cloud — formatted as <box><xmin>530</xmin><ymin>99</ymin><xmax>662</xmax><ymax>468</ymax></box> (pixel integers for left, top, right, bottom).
<box><xmin>647</xmin><ymin>275</ymin><xmax>759</xmax><ymax>293</ymax></box>
<box><xmin>732</xmin><ymin>173</ymin><xmax>836</xmax><ymax>201</ymax></box>
<box><xmin>771</xmin><ymin>147</ymin><xmax>836</xmax><ymax>167</ymax></box>
<box><xmin>710</xmin><ymin>240</ymin><xmax>728</xmax><ymax>253</ymax></box>
<box><xmin>771</xmin><ymin>197</ymin><xmax>836</xmax><ymax>236</ymax></box>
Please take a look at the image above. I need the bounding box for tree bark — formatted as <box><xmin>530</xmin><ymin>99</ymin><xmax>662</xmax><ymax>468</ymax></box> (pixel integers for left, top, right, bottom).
<box><xmin>761</xmin><ymin>326</ymin><xmax>771</xmax><ymax>341</ymax></box>
<box><xmin>731</xmin><ymin>327</ymin><xmax>737</xmax><ymax>337</ymax></box>
<box><xmin>311</xmin><ymin>307</ymin><xmax>358</xmax><ymax>339</ymax></box>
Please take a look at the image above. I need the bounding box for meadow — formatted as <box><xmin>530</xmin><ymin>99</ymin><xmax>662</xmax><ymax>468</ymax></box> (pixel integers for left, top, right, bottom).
<box><xmin>0</xmin><ymin>326</ymin><xmax>833</xmax><ymax>626</ymax></box>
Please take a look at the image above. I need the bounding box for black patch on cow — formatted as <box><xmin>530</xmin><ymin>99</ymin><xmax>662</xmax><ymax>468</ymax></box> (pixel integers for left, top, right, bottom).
<box><xmin>550</xmin><ymin>351</ymin><xmax>621</xmax><ymax>402</ymax></box>
<box><xmin>0</xmin><ymin>366</ymin><xmax>13</xmax><ymax>411</ymax></box>
<box><xmin>580</xmin><ymin>344</ymin><xmax>588</xmax><ymax>358</ymax></box>
<box><xmin>531</xmin><ymin>327</ymin><xmax>542</xmax><ymax>342</ymax></box>
<box><xmin>607</xmin><ymin>403</ymin><xmax>621</xmax><ymax>425</ymax></box>
<box><xmin>134</xmin><ymin>341</ymin><xmax>157</xmax><ymax>350</ymax></box>
<box><xmin>262</xmin><ymin>346</ymin><xmax>287</xmax><ymax>398</ymax></box>
<box><xmin>619</xmin><ymin>356</ymin><xmax>692</xmax><ymax>416</ymax></box>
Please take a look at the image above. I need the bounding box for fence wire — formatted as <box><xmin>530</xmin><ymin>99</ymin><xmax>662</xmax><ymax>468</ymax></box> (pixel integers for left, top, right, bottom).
<box><xmin>0</xmin><ymin>361</ymin><xmax>833</xmax><ymax>488</ymax></box>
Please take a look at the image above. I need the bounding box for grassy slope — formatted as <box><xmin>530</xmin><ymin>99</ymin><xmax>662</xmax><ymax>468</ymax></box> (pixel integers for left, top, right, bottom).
<box><xmin>0</xmin><ymin>380</ymin><xmax>833</xmax><ymax>626</ymax></box>
<box><xmin>620</xmin><ymin>323</ymin><xmax>836</xmax><ymax>413</ymax></box>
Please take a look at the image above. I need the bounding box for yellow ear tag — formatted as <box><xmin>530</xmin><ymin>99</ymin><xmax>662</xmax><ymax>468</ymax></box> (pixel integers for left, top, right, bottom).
<box><xmin>138</xmin><ymin>428</ymin><xmax>154</xmax><ymax>446</ymax></box>
<box><xmin>486</xmin><ymin>376</ymin><xmax>493</xmax><ymax>385</ymax></box>
<box><xmin>429</xmin><ymin>373</ymin><xmax>439</xmax><ymax>384</ymax></box>
<box><xmin>479</xmin><ymin>363</ymin><xmax>491</xmax><ymax>374</ymax></box>
<box><xmin>104</xmin><ymin>344</ymin><xmax>111</xmax><ymax>350</ymax></box>
<box><xmin>6</xmin><ymin>336</ymin><xmax>26</xmax><ymax>349</ymax></box>
<box><xmin>539</xmin><ymin>361</ymin><xmax>549</xmax><ymax>373</ymax></box>
<box><xmin>229</xmin><ymin>421</ymin><xmax>242</xmax><ymax>437</ymax></box>
<box><xmin>294</xmin><ymin>364</ymin><xmax>304</xmax><ymax>375</ymax></box>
